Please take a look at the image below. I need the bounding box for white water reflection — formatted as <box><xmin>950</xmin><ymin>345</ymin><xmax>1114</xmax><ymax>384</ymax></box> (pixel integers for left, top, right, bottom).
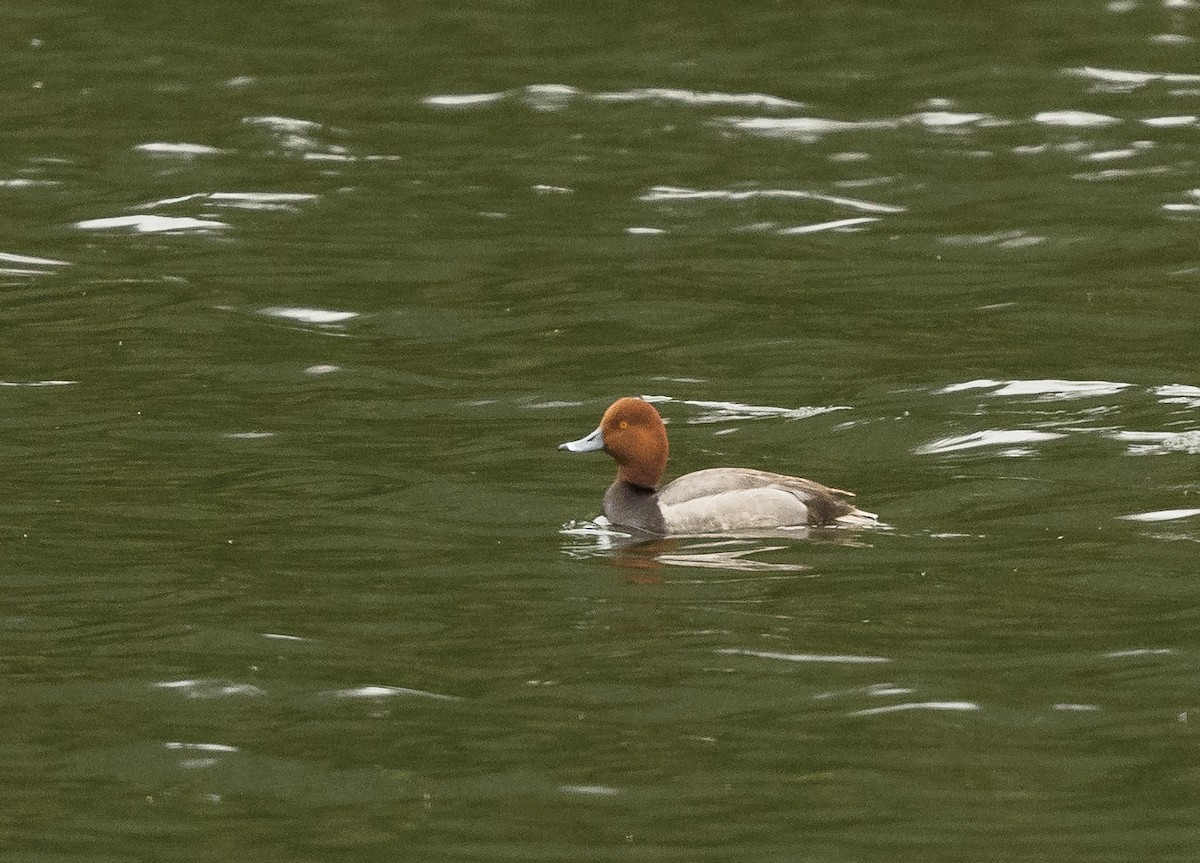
<box><xmin>718</xmin><ymin>648</ymin><xmax>891</xmax><ymax>664</ymax></box>
<box><xmin>938</xmin><ymin>378</ymin><xmax>1132</xmax><ymax>400</ymax></box>
<box><xmin>1110</xmin><ymin>430</ymin><xmax>1200</xmax><ymax>455</ymax></box>
<box><xmin>1033</xmin><ymin>110</ymin><xmax>1121</xmax><ymax>127</ymax></box>
<box><xmin>153</xmin><ymin>679</ymin><xmax>266</xmax><ymax>698</ymax></box>
<box><xmin>134</xmin><ymin>142</ymin><xmax>225</xmax><ymax>157</ymax></box>
<box><xmin>915</xmin><ymin>429</ymin><xmax>1065</xmax><ymax>455</ymax></box>
<box><xmin>259</xmin><ymin>306</ymin><xmax>358</xmax><ymax>325</ymax></box>
<box><xmin>849</xmin><ymin>701</ymin><xmax>980</xmax><ymax>716</ymax></box>
<box><xmin>164</xmin><ymin>742</ymin><xmax>239</xmax><ymax>753</ymax></box>
<box><xmin>561</xmin><ymin>524</ymin><xmax>840</xmax><ymax>573</ymax></box>
<box><xmin>639</xmin><ymin>185</ymin><xmax>905</xmax><ymax>214</ymax></box>
<box><xmin>646</xmin><ymin>397</ymin><xmax>850</xmax><ymax>424</ymax></box>
<box><xmin>0</xmin><ymin>379</ymin><xmax>77</xmax><ymax>387</ymax></box>
<box><xmin>0</xmin><ymin>251</ymin><xmax>71</xmax><ymax>267</ymax></box>
<box><xmin>779</xmin><ymin>217</ymin><xmax>878</xmax><ymax>235</ymax></box>
<box><xmin>1066</xmin><ymin>65</ymin><xmax>1200</xmax><ymax>92</ymax></box>
<box><xmin>720</xmin><ymin>116</ymin><xmax>897</xmax><ymax>142</ymax></box>
<box><xmin>656</xmin><ymin>544</ymin><xmax>810</xmax><ymax>572</ymax></box>
<box><xmin>1104</xmin><ymin>647</ymin><xmax>1176</xmax><ymax>658</ymax></box>
<box><xmin>1118</xmin><ymin>508</ymin><xmax>1200</xmax><ymax>522</ymax></box>
<box><xmin>75</xmin><ymin>215</ymin><xmax>229</xmax><ymax>233</ymax></box>
<box><xmin>140</xmin><ymin>191</ymin><xmax>320</xmax><ymax>212</ymax></box>
<box><xmin>326</xmin><ymin>685</ymin><xmax>461</xmax><ymax>701</ymax></box>
<box><xmin>425</xmin><ymin>84</ymin><xmax>807</xmax><ymax>111</ymax></box>
<box><xmin>1154</xmin><ymin>384</ymin><xmax>1200</xmax><ymax>408</ymax></box>
<box><xmin>0</xmin><ymin>250</ymin><xmax>72</xmax><ymax>277</ymax></box>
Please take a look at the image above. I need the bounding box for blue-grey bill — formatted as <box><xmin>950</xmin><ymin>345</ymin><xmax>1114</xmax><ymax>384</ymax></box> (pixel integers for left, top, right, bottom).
<box><xmin>559</xmin><ymin>426</ymin><xmax>605</xmax><ymax>452</ymax></box>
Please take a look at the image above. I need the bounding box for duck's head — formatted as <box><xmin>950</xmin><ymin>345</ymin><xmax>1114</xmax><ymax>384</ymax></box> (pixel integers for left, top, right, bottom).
<box><xmin>559</xmin><ymin>397</ymin><xmax>669</xmax><ymax>489</ymax></box>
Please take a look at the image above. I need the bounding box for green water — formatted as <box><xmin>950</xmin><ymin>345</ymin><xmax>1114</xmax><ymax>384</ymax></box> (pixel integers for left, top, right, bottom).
<box><xmin>3</xmin><ymin>2</ymin><xmax>1199</xmax><ymax>860</ymax></box>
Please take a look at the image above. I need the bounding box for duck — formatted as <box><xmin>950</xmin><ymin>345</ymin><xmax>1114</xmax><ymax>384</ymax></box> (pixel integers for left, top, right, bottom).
<box><xmin>560</xmin><ymin>397</ymin><xmax>876</xmax><ymax>535</ymax></box>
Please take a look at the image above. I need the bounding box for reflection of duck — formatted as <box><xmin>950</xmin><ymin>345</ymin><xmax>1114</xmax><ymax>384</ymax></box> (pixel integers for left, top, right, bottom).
<box><xmin>560</xmin><ymin>397</ymin><xmax>877</xmax><ymax>535</ymax></box>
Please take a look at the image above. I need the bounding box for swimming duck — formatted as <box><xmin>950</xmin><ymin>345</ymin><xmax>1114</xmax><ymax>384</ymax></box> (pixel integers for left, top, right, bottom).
<box><xmin>560</xmin><ymin>397</ymin><xmax>876</xmax><ymax>535</ymax></box>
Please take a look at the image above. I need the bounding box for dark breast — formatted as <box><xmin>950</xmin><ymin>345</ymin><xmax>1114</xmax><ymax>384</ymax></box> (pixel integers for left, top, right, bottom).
<box><xmin>603</xmin><ymin>480</ymin><xmax>667</xmax><ymax>534</ymax></box>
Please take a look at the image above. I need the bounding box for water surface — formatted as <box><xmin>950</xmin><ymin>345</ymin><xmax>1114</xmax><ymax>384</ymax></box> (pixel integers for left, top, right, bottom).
<box><xmin>3</xmin><ymin>2</ymin><xmax>1199</xmax><ymax>861</ymax></box>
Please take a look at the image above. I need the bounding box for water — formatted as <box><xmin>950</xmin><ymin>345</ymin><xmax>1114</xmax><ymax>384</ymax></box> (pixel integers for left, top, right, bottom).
<box><xmin>3</xmin><ymin>2</ymin><xmax>1199</xmax><ymax>860</ymax></box>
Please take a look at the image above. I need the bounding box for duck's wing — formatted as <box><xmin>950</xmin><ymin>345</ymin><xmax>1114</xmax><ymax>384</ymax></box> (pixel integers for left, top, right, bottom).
<box><xmin>660</xmin><ymin>486</ymin><xmax>817</xmax><ymax>533</ymax></box>
<box><xmin>658</xmin><ymin>468</ymin><xmax>855</xmax><ymax>506</ymax></box>
<box><xmin>659</xmin><ymin>468</ymin><xmax>872</xmax><ymax>528</ymax></box>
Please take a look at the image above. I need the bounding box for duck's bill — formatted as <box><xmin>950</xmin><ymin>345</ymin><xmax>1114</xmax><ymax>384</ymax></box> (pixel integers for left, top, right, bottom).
<box><xmin>559</xmin><ymin>426</ymin><xmax>605</xmax><ymax>452</ymax></box>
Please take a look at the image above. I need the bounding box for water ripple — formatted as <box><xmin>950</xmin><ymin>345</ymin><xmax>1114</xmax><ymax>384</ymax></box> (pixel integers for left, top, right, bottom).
<box><xmin>425</xmin><ymin>84</ymin><xmax>806</xmax><ymax>111</ymax></box>
<box><xmin>326</xmin><ymin>685</ymin><xmax>461</xmax><ymax>701</ymax></box>
<box><xmin>1066</xmin><ymin>65</ymin><xmax>1200</xmax><ymax>92</ymax></box>
<box><xmin>1118</xmin><ymin>508</ymin><xmax>1200</xmax><ymax>522</ymax></box>
<box><xmin>133</xmin><ymin>142</ymin><xmax>226</xmax><ymax>157</ymax></box>
<box><xmin>938</xmin><ymin>379</ymin><xmax>1132</xmax><ymax>400</ymax></box>
<box><xmin>915</xmin><ymin>430</ymin><xmax>1066</xmax><ymax>455</ymax></box>
<box><xmin>639</xmin><ymin>185</ymin><xmax>904</xmax><ymax>214</ymax></box>
<box><xmin>849</xmin><ymin>701</ymin><xmax>981</xmax><ymax>717</ymax></box>
<box><xmin>718</xmin><ymin>648</ymin><xmax>891</xmax><ymax>665</ymax></box>
<box><xmin>75</xmin><ymin>215</ymin><xmax>229</xmax><ymax>234</ymax></box>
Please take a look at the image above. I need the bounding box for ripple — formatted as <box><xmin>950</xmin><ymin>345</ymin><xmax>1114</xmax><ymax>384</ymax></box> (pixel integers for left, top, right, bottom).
<box><xmin>242</xmin><ymin>115</ymin><xmax>321</xmax><ymax>133</ymax></box>
<box><xmin>164</xmin><ymin>742</ymin><xmax>239</xmax><ymax>753</ymax></box>
<box><xmin>1104</xmin><ymin>647</ymin><xmax>1176</xmax><ymax>658</ymax></box>
<box><xmin>718</xmin><ymin>648</ymin><xmax>891</xmax><ymax>664</ymax></box>
<box><xmin>915</xmin><ymin>430</ymin><xmax>1066</xmax><ymax>455</ymax></box>
<box><xmin>639</xmin><ymin>185</ymin><xmax>905</xmax><ymax>214</ymax></box>
<box><xmin>1142</xmin><ymin>115</ymin><xmax>1198</xmax><ymax>127</ymax></box>
<box><xmin>0</xmin><ymin>251</ymin><xmax>71</xmax><ymax>267</ymax></box>
<box><xmin>558</xmin><ymin>784</ymin><xmax>621</xmax><ymax>797</ymax></box>
<box><xmin>0</xmin><ymin>178</ymin><xmax>60</xmax><ymax>188</ymax></box>
<box><xmin>0</xmin><ymin>250</ymin><xmax>72</xmax><ymax>277</ymax></box>
<box><xmin>940</xmin><ymin>229</ymin><xmax>1045</xmax><ymax>248</ymax></box>
<box><xmin>241</xmin><ymin>115</ymin><xmax>338</xmax><ymax>155</ymax></box>
<box><xmin>1154</xmin><ymin>384</ymin><xmax>1200</xmax><ymax>408</ymax></box>
<box><xmin>1033</xmin><ymin>110</ymin><xmax>1121</xmax><ymax>127</ymax></box>
<box><xmin>326</xmin><ymin>685</ymin><xmax>461</xmax><ymax>701</ymax></box>
<box><xmin>75</xmin><ymin>215</ymin><xmax>229</xmax><ymax>234</ymax></box>
<box><xmin>849</xmin><ymin>701</ymin><xmax>980</xmax><ymax>716</ymax></box>
<box><xmin>913</xmin><ymin>110</ymin><xmax>991</xmax><ymax>128</ymax></box>
<box><xmin>1118</xmin><ymin>508</ymin><xmax>1200</xmax><ymax>522</ymax></box>
<box><xmin>140</xmin><ymin>191</ymin><xmax>320</xmax><ymax>212</ymax></box>
<box><xmin>1066</xmin><ymin>65</ymin><xmax>1200</xmax><ymax>92</ymax></box>
<box><xmin>134</xmin><ymin>142</ymin><xmax>225</xmax><ymax>157</ymax></box>
<box><xmin>1111</xmin><ymin>430</ymin><xmax>1200</xmax><ymax>455</ymax></box>
<box><xmin>594</xmin><ymin>87</ymin><xmax>804</xmax><ymax>109</ymax></box>
<box><xmin>937</xmin><ymin>378</ymin><xmax>1132</xmax><ymax>400</ymax></box>
<box><xmin>653</xmin><ymin>398</ymin><xmax>850</xmax><ymax>424</ymax></box>
<box><xmin>424</xmin><ymin>84</ymin><xmax>806</xmax><ymax>112</ymax></box>
<box><xmin>259</xmin><ymin>306</ymin><xmax>358</xmax><ymax>325</ymax></box>
<box><xmin>779</xmin><ymin>216</ymin><xmax>878</xmax><ymax>235</ymax></box>
<box><xmin>152</xmin><ymin>679</ymin><xmax>266</xmax><ymax>698</ymax></box>
<box><xmin>720</xmin><ymin>116</ymin><xmax>897</xmax><ymax>142</ymax></box>
<box><xmin>657</xmin><ymin>545</ymin><xmax>811</xmax><ymax>572</ymax></box>
<box><xmin>424</xmin><ymin>91</ymin><xmax>507</xmax><ymax>108</ymax></box>
<box><xmin>0</xmin><ymin>379</ymin><xmax>77</xmax><ymax>387</ymax></box>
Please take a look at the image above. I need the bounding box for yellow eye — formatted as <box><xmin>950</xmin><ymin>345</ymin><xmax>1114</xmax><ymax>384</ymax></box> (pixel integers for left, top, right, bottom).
<box><xmin>619</xmin><ymin>420</ymin><xmax>629</xmax><ymax>429</ymax></box>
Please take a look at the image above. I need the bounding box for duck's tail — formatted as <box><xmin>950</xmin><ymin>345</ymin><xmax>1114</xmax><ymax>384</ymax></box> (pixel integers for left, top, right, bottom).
<box><xmin>835</xmin><ymin>507</ymin><xmax>879</xmax><ymax>526</ymax></box>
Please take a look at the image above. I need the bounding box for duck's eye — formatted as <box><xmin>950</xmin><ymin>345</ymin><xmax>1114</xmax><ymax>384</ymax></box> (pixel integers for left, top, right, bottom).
<box><xmin>619</xmin><ymin>420</ymin><xmax>629</xmax><ymax>430</ymax></box>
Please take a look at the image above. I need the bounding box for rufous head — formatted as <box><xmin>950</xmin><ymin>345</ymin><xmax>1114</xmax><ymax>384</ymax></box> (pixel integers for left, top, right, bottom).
<box><xmin>559</xmin><ymin>397</ymin><xmax>669</xmax><ymax>489</ymax></box>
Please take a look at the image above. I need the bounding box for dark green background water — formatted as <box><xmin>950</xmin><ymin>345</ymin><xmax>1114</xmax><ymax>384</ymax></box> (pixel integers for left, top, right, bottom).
<box><xmin>3</xmin><ymin>2</ymin><xmax>1199</xmax><ymax>860</ymax></box>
